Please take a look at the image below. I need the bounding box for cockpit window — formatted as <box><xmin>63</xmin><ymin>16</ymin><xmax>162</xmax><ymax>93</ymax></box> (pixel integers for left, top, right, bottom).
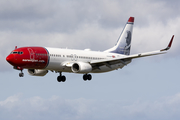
<box><xmin>18</xmin><ymin>52</ymin><xmax>23</xmax><ymax>54</ymax></box>
<box><xmin>11</xmin><ymin>51</ymin><xmax>17</xmax><ymax>54</ymax></box>
<box><xmin>11</xmin><ymin>51</ymin><xmax>23</xmax><ymax>55</ymax></box>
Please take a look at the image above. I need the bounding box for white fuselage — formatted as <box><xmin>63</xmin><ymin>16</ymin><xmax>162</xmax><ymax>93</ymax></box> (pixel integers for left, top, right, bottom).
<box><xmin>45</xmin><ymin>47</ymin><xmax>131</xmax><ymax>73</ymax></box>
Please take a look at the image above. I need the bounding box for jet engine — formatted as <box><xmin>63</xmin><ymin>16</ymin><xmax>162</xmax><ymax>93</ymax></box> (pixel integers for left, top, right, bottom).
<box><xmin>71</xmin><ymin>62</ymin><xmax>92</xmax><ymax>73</ymax></box>
<box><xmin>28</xmin><ymin>69</ymin><xmax>48</xmax><ymax>76</ymax></box>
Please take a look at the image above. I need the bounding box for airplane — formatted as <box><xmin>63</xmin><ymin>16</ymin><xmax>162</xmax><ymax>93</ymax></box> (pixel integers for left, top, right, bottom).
<box><xmin>6</xmin><ymin>17</ymin><xmax>174</xmax><ymax>82</ymax></box>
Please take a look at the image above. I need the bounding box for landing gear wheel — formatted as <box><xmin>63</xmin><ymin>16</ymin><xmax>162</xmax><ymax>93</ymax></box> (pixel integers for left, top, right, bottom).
<box><xmin>19</xmin><ymin>73</ymin><xmax>24</xmax><ymax>77</ymax></box>
<box><xmin>83</xmin><ymin>74</ymin><xmax>92</xmax><ymax>81</ymax></box>
<box><xmin>87</xmin><ymin>74</ymin><xmax>92</xmax><ymax>80</ymax></box>
<box><xmin>57</xmin><ymin>73</ymin><xmax>66</xmax><ymax>82</ymax></box>
<box><xmin>57</xmin><ymin>76</ymin><xmax>61</xmax><ymax>82</ymax></box>
<box><xmin>83</xmin><ymin>74</ymin><xmax>88</xmax><ymax>81</ymax></box>
<box><xmin>61</xmin><ymin>76</ymin><xmax>66</xmax><ymax>82</ymax></box>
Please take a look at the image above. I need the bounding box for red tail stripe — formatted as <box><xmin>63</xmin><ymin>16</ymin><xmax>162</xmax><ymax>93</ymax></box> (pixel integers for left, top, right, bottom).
<box><xmin>128</xmin><ymin>17</ymin><xmax>134</xmax><ymax>23</ymax></box>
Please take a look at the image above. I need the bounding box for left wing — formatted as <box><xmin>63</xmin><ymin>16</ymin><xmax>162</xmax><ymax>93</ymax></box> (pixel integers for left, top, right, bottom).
<box><xmin>91</xmin><ymin>35</ymin><xmax>174</xmax><ymax>66</ymax></box>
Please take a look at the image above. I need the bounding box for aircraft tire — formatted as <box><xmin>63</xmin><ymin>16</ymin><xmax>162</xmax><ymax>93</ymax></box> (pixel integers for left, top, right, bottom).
<box><xmin>87</xmin><ymin>74</ymin><xmax>92</xmax><ymax>80</ymax></box>
<box><xmin>19</xmin><ymin>73</ymin><xmax>24</xmax><ymax>77</ymax></box>
<box><xmin>61</xmin><ymin>76</ymin><xmax>66</xmax><ymax>82</ymax></box>
<box><xmin>57</xmin><ymin>76</ymin><xmax>66</xmax><ymax>82</ymax></box>
<box><xmin>57</xmin><ymin>76</ymin><xmax>61</xmax><ymax>82</ymax></box>
<box><xmin>83</xmin><ymin>74</ymin><xmax>88</xmax><ymax>81</ymax></box>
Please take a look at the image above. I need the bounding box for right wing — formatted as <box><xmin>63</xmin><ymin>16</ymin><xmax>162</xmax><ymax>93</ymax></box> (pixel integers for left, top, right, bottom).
<box><xmin>90</xmin><ymin>35</ymin><xmax>174</xmax><ymax>66</ymax></box>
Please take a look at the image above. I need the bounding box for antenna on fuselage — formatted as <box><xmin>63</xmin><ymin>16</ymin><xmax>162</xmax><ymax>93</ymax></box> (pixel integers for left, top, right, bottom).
<box><xmin>15</xmin><ymin>46</ymin><xmax>17</xmax><ymax>49</ymax></box>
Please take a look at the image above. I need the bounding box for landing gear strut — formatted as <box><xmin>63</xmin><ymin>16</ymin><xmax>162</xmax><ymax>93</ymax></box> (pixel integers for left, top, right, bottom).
<box><xmin>16</xmin><ymin>67</ymin><xmax>24</xmax><ymax>77</ymax></box>
<box><xmin>83</xmin><ymin>74</ymin><xmax>92</xmax><ymax>81</ymax></box>
<box><xmin>57</xmin><ymin>72</ymin><xmax>66</xmax><ymax>82</ymax></box>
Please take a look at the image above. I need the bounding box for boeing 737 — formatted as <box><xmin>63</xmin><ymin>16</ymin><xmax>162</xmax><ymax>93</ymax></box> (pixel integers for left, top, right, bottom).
<box><xmin>6</xmin><ymin>17</ymin><xmax>174</xmax><ymax>82</ymax></box>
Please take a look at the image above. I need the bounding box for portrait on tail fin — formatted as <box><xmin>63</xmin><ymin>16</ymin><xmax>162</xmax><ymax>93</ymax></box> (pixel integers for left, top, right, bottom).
<box><xmin>124</xmin><ymin>31</ymin><xmax>131</xmax><ymax>55</ymax></box>
<box><xmin>115</xmin><ymin>30</ymin><xmax>132</xmax><ymax>55</ymax></box>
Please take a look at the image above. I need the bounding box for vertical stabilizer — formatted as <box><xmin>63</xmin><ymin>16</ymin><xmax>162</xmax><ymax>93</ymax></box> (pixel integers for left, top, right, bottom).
<box><xmin>104</xmin><ymin>17</ymin><xmax>134</xmax><ymax>55</ymax></box>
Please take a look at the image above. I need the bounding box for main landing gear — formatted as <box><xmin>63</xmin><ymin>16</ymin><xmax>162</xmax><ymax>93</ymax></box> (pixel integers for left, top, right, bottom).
<box><xmin>56</xmin><ymin>72</ymin><xmax>92</xmax><ymax>82</ymax></box>
<box><xmin>57</xmin><ymin>72</ymin><xmax>66</xmax><ymax>82</ymax></box>
<box><xmin>83</xmin><ymin>74</ymin><xmax>92</xmax><ymax>81</ymax></box>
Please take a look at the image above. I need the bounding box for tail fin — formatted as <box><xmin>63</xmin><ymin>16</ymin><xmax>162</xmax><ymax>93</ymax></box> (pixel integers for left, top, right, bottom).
<box><xmin>104</xmin><ymin>17</ymin><xmax>134</xmax><ymax>55</ymax></box>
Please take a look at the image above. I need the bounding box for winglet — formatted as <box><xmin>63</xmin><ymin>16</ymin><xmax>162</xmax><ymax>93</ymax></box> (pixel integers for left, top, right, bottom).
<box><xmin>161</xmin><ymin>35</ymin><xmax>174</xmax><ymax>51</ymax></box>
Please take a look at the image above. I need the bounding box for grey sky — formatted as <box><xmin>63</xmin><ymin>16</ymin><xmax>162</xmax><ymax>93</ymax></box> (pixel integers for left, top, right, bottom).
<box><xmin>0</xmin><ymin>0</ymin><xmax>180</xmax><ymax>120</ymax></box>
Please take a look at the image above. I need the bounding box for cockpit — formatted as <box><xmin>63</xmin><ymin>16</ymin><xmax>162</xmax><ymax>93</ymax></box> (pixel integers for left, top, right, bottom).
<box><xmin>11</xmin><ymin>51</ymin><xmax>23</xmax><ymax>55</ymax></box>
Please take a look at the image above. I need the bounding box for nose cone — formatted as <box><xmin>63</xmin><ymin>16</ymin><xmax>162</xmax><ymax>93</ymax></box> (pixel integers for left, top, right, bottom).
<box><xmin>6</xmin><ymin>54</ymin><xmax>15</xmax><ymax>65</ymax></box>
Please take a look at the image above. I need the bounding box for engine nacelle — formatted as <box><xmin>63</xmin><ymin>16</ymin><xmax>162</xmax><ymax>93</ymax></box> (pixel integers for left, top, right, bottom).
<box><xmin>28</xmin><ymin>69</ymin><xmax>48</xmax><ymax>76</ymax></box>
<box><xmin>71</xmin><ymin>62</ymin><xmax>92</xmax><ymax>73</ymax></box>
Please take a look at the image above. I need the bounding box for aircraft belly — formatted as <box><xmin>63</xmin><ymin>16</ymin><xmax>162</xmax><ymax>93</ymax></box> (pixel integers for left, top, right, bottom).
<box><xmin>46</xmin><ymin>59</ymin><xmax>62</xmax><ymax>70</ymax></box>
<box><xmin>92</xmin><ymin>64</ymin><xmax>125</xmax><ymax>73</ymax></box>
<box><xmin>45</xmin><ymin>59</ymin><xmax>72</xmax><ymax>72</ymax></box>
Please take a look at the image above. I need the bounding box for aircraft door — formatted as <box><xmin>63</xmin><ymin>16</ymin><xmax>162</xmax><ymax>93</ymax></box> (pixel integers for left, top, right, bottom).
<box><xmin>28</xmin><ymin>48</ymin><xmax>35</xmax><ymax>60</ymax></box>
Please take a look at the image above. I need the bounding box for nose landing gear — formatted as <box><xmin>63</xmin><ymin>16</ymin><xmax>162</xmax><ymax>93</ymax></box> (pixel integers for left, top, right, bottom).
<box><xmin>13</xmin><ymin>66</ymin><xmax>24</xmax><ymax>77</ymax></box>
<box><xmin>19</xmin><ymin>71</ymin><xmax>24</xmax><ymax>77</ymax></box>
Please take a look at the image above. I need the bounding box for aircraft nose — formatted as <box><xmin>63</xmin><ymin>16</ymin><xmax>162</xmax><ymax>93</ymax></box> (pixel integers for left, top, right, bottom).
<box><xmin>6</xmin><ymin>54</ymin><xmax>15</xmax><ymax>65</ymax></box>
